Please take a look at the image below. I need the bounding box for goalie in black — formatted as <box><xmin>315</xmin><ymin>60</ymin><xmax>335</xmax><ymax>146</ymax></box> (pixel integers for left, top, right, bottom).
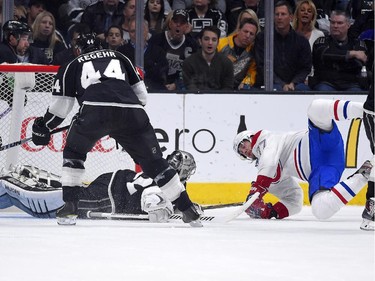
<box><xmin>0</xmin><ymin>150</ymin><xmax>198</xmax><ymax>223</ymax></box>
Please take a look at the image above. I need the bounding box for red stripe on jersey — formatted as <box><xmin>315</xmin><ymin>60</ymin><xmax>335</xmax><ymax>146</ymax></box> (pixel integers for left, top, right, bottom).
<box><xmin>256</xmin><ymin>164</ymin><xmax>282</xmax><ymax>187</ymax></box>
<box><xmin>293</xmin><ymin>148</ymin><xmax>304</xmax><ymax>180</ymax></box>
<box><xmin>333</xmin><ymin>100</ymin><xmax>340</xmax><ymax>121</ymax></box>
<box><xmin>331</xmin><ymin>187</ymin><xmax>348</xmax><ymax>204</ymax></box>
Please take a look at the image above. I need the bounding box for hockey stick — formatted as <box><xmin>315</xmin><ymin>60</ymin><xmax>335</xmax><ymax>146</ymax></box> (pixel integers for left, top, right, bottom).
<box><xmin>0</xmin><ymin>107</ymin><xmax>11</xmax><ymax>120</ymax></box>
<box><xmin>86</xmin><ymin>211</ymin><xmax>216</xmax><ymax>222</ymax></box>
<box><xmin>0</xmin><ymin>125</ymin><xmax>70</xmax><ymax>152</ymax></box>
<box><xmin>223</xmin><ymin>192</ymin><xmax>259</xmax><ymax>222</ymax></box>
<box><xmin>202</xmin><ymin>202</ymin><xmax>242</xmax><ymax>210</ymax></box>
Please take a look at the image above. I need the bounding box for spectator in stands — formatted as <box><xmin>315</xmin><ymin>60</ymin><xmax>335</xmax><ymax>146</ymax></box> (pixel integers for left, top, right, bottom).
<box><xmin>121</xmin><ymin>0</ymin><xmax>136</xmax><ymax>43</ymax></box>
<box><xmin>311</xmin><ymin>10</ymin><xmax>368</xmax><ymax>91</ymax></box>
<box><xmin>148</xmin><ymin>9</ymin><xmax>199</xmax><ymax>91</ymax></box>
<box><xmin>118</xmin><ymin>18</ymin><xmax>169</xmax><ymax>91</ymax></box>
<box><xmin>81</xmin><ymin>0</ymin><xmax>125</xmax><ymax>42</ymax></box>
<box><xmin>31</xmin><ymin>11</ymin><xmax>67</xmax><ymax>64</ymax></box>
<box><xmin>348</xmin><ymin>2</ymin><xmax>374</xmax><ymax>73</ymax></box>
<box><xmin>230</xmin><ymin>8</ymin><xmax>260</xmax><ymax>35</ymax></box>
<box><xmin>104</xmin><ymin>25</ymin><xmax>124</xmax><ymax>50</ymax></box>
<box><xmin>218</xmin><ymin>18</ymin><xmax>258</xmax><ymax>90</ymax></box>
<box><xmin>0</xmin><ymin>20</ymin><xmax>48</xmax><ymax>64</ymax></box>
<box><xmin>254</xmin><ymin>1</ymin><xmax>312</xmax><ymax>91</ymax></box>
<box><xmin>292</xmin><ymin>0</ymin><xmax>324</xmax><ymax>50</ymax></box>
<box><xmin>227</xmin><ymin>0</ymin><xmax>265</xmax><ymax>35</ymax></box>
<box><xmin>14</xmin><ymin>4</ymin><xmax>27</xmax><ymax>23</ymax></box>
<box><xmin>26</xmin><ymin>0</ymin><xmax>45</xmax><ymax>28</ymax></box>
<box><xmin>144</xmin><ymin>0</ymin><xmax>166</xmax><ymax>36</ymax></box>
<box><xmin>182</xmin><ymin>25</ymin><xmax>234</xmax><ymax>90</ymax></box>
<box><xmin>57</xmin><ymin>0</ymin><xmax>98</xmax><ymax>40</ymax></box>
<box><xmin>173</xmin><ymin>0</ymin><xmax>227</xmax><ymax>14</ymax></box>
<box><xmin>53</xmin><ymin>23</ymin><xmax>91</xmax><ymax>65</ymax></box>
<box><xmin>186</xmin><ymin>0</ymin><xmax>228</xmax><ymax>39</ymax></box>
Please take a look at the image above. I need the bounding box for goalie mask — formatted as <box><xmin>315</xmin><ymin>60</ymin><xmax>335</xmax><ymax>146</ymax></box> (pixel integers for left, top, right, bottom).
<box><xmin>167</xmin><ymin>150</ymin><xmax>196</xmax><ymax>183</ymax></box>
<box><xmin>75</xmin><ymin>33</ymin><xmax>102</xmax><ymax>54</ymax></box>
<box><xmin>233</xmin><ymin>130</ymin><xmax>257</xmax><ymax>162</ymax></box>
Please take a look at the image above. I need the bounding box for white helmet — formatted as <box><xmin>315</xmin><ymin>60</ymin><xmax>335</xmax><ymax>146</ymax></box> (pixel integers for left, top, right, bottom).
<box><xmin>233</xmin><ymin>130</ymin><xmax>256</xmax><ymax>162</ymax></box>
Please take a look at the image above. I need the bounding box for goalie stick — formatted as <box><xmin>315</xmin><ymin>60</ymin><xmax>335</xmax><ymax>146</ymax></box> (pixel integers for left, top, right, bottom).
<box><xmin>86</xmin><ymin>211</ymin><xmax>216</xmax><ymax>222</ymax></box>
<box><xmin>0</xmin><ymin>125</ymin><xmax>70</xmax><ymax>152</ymax></box>
<box><xmin>86</xmin><ymin>195</ymin><xmax>260</xmax><ymax>224</ymax></box>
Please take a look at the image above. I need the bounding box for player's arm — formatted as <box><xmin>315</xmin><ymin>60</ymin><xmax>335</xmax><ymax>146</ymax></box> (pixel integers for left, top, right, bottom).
<box><xmin>32</xmin><ymin>63</ymin><xmax>75</xmax><ymax>145</ymax></box>
<box><xmin>117</xmin><ymin>51</ymin><xmax>148</xmax><ymax>105</ymax></box>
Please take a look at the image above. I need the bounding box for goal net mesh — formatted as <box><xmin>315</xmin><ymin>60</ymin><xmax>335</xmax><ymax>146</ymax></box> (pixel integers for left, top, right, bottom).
<box><xmin>0</xmin><ymin>65</ymin><xmax>135</xmax><ymax>183</ymax></box>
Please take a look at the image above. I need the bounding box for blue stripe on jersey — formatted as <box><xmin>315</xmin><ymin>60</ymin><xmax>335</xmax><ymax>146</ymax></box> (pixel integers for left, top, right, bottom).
<box><xmin>298</xmin><ymin>140</ymin><xmax>308</xmax><ymax>181</ymax></box>
<box><xmin>343</xmin><ymin>101</ymin><xmax>349</xmax><ymax>119</ymax></box>
<box><xmin>339</xmin><ymin>181</ymin><xmax>356</xmax><ymax>197</ymax></box>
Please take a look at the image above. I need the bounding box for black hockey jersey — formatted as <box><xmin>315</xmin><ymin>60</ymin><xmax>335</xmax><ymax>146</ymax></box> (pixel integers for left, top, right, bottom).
<box><xmin>149</xmin><ymin>32</ymin><xmax>199</xmax><ymax>84</ymax></box>
<box><xmin>52</xmin><ymin>49</ymin><xmax>145</xmax><ymax>108</ymax></box>
<box><xmin>187</xmin><ymin>8</ymin><xmax>228</xmax><ymax>38</ymax></box>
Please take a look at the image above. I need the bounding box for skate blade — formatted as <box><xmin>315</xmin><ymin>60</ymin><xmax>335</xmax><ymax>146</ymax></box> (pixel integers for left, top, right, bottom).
<box><xmin>189</xmin><ymin>219</ymin><xmax>203</xmax><ymax>227</ymax></box>
<box><xmin>57</xmin><ymin>216</ymin><xmax>77</xmax><ymax>226</ymax></box>
<box><xmin>360</xmin><ymin>219</ymin><xmax>374</xmax><ymax>231</ymax></box>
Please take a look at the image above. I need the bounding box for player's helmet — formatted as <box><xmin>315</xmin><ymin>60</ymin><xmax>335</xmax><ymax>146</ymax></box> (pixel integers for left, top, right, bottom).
<box><xmin>2</xmin><ymin>20</ymin><xmax>32</xmax><ymax>42</ymax></box>
<box><xmin>167</xmin><ymin>150</ymin><xmax>196</xmax><ymax>183</ymax></box>
<box><xmin>75</xmin><ymin>33</ymin><xmax>102</xmax><ymax>54</ymax></box>
<box><xmin>233</xmin><ymin>130</ymin><xmax>256</xmax><ymax>162</ymax></box>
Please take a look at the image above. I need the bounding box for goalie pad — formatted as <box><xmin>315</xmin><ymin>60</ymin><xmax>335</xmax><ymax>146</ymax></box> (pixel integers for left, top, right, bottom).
<box><xmin>141</xmin><ymin>186</ymin><xmax>173</xmax><ymax>223</ymax></box>
<box><xmin>0</xmin><ymin>165</ymin><xmax>64</xmax><ymax>218</ymax></box>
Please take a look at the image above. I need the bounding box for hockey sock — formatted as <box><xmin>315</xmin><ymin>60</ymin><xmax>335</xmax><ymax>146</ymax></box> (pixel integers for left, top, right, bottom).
<box><xmin>308</xmin><ymin>99</ymin><xmax>364</xmax><ymax>131</ymax></box>
<box><xmin>311</xmin><ymin>174</ymin><xmax>368</xmax><ymax>220</ymax></box>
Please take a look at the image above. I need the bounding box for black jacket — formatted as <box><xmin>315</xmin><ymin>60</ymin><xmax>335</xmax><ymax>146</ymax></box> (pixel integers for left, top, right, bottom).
<box><xmin>0</xmin><ymin>43</ymin><xmax>49</xmax><ymax>64</ymax></box>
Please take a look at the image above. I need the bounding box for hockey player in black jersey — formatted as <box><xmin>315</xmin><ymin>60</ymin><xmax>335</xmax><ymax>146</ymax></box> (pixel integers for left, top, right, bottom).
<box><xmin>0</xmin><ymin>150</ymin><xmax>197</xmax><ymax>223</ymax></box>
<box><xmin>31</xmin><ymin>33</ymin><xmax>201</xmax><ymax>226</ymax></box>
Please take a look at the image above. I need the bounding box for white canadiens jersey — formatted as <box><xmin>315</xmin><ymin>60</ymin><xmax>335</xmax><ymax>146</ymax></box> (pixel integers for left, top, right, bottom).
<box><xmin>251</xmin><ymin>130</ymin><xmax>311</xmax><ymax>184</ymax></box>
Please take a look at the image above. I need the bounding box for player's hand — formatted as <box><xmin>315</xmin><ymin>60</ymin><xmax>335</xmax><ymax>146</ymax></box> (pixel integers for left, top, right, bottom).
<box><xmin>32</xmin><ymin>117</ymin><xmax>51</xmax><ymax>146</ymax></box>
<box><xmin>249</xmin><ymin>181</ymin><xmax>268</xmax><ymax>199</ymax></box>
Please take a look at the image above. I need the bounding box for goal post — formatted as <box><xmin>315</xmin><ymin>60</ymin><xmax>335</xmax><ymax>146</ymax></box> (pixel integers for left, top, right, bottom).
<box><xmin>0</xmin><ymin>63</ymin><xmax>135</xmax><ymax>182</ymax></box>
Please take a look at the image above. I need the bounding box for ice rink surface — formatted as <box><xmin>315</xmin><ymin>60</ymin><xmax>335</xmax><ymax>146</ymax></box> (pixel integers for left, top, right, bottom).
<box><xmin>0</xmin><ymin>206</ymin><xmax>374</xmax><ymax>281</ymax></box>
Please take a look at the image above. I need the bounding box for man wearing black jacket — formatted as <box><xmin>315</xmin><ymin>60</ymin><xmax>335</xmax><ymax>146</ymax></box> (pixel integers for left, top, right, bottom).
<box><xmin>0</xmin><ymin>20</ymin><xmax>48</xmax><ymax>64</ymax></box>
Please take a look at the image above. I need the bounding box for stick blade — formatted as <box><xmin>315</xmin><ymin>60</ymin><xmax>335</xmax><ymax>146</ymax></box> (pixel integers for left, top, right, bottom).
<box><xmin>223</xmin><ymin>192</ymin><xmax>260</xmax><ymax>222</ymax></box>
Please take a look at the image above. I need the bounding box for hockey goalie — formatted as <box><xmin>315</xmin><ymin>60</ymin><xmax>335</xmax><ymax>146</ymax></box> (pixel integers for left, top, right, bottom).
<box><xmin>0</xmin><ymin>150</ymin><xmax>198</xmax><ymax>223</ymax></box>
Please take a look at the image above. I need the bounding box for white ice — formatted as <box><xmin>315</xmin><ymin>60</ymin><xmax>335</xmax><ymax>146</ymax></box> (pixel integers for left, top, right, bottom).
<box><xmin>0</xmin><ymin>206</ymin><xmax>374</xmax><ymax>281</ymax></box>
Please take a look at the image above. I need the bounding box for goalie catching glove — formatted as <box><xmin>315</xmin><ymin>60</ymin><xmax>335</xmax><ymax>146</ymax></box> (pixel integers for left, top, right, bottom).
<box><xmin>32</xmin><ymin>117</ymin><xmax>51</xmax><ymax>145</ymax></box>
<box><xmin>141</xmin><ymin>186</ymin><xmax>173</xmax><ymax>223</ymax></box>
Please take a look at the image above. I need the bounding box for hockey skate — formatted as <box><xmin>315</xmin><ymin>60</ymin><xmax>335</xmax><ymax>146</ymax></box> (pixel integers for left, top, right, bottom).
<box><xmin>360</xmin><ymin>198</ymin><xmax>374</xmax><ymax>231</ymax></box>
<box><xmin>348</xmin><ymin>160</ymin><xmax>373</xmax><ymax>180</ymax></box>
<box><xmin>56</xmin><ymin>202</ymin><xmax>78</xmax><ymax>225</ymax></box>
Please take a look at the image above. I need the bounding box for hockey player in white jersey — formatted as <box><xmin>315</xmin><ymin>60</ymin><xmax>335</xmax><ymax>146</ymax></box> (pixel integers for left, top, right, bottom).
<box><xmin>233</xmin><ymin>99</ymin><xmax>373</xmax><ymax>220</ymax></box>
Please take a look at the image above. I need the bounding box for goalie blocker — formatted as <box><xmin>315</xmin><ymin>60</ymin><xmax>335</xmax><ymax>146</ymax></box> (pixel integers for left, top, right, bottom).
<box><xmin>0</xmin><ymin>150</ymin><xmax>200</xmax><ymax>223</ymax></box>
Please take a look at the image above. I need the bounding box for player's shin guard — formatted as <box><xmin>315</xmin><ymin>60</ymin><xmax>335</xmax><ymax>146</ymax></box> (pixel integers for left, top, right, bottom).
<box><xmin>154</xmin><ymin>167</ymin><xmax>184</xmax><ymax>202</ymax></box>
<box><xmin>311</xmin><ymin>161</ymin><xmax>372</xmax><ymax>220</ymax></box>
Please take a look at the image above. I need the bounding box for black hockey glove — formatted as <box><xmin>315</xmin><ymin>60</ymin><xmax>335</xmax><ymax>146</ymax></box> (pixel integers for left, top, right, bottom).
<box><xmin>32</xmin><ymin>117</ymin><xmax>51</xmax><ymax>145</ymax></box>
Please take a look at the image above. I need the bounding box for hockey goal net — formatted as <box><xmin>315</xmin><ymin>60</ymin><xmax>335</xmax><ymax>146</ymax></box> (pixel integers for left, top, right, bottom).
<box><xmin>0</xmin><ymin>64</ymin><xmax>135</xmax><ymax>182</ymax></box>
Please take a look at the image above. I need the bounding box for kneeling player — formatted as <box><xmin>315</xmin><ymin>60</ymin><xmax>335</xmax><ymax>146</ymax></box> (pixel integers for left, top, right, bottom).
<box><xmin>0</xmin><ymin>150</ymin><xmax>197</xmax><ymax>223</ymax></box>
<box><xmin>233</xmin><ymin>99</ymin><xmax>372</xmax><ymax>220</ymax></box>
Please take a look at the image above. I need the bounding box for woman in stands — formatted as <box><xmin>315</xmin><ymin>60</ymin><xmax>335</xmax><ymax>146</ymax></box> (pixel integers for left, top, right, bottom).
<box><xmin>31</xmin><ymin>11</ymin><xmax>67</xmax><ymax>64</ymax></box>
<box><xmin>144</xmin><ymin>0</ymin><xmax>166</xmax><ymax>36</ymax></box>
<box><xmin>292</xmin><ymin>0</ymin><xmax>324</xmax><ymax>50</ymax></box>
